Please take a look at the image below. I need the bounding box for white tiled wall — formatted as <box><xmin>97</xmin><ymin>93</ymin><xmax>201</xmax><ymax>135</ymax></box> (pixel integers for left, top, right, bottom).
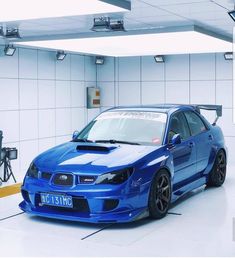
<box><xmin>98</xmin><ymin>53</ymin><xmax>234</xmax><ymax>165</ymax></box>
<box><xmin>0</xmin><ymin>46</ymin><xmax>97</xmax><ymax>183</ymax></box>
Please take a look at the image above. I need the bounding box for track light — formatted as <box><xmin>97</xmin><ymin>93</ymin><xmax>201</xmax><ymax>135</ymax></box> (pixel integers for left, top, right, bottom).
<box><xmin>95</xmin><ymin>56</ymin><xmax>105</xmax><ymax>65</ymax></box>
<box><xmin>154</xmin><ymin>55</ymin><xmax>164</xmax><ymax>63</ymax></box>
<box><xmin>4</xmin><ymin>45</ymin><xmax>16</xmax><ymax>56</ymax></box>
<box><xmin>91</xmin><ymin>17</ymin><xmax>125</xmax><ymax>32</ymax></box>
<box><xmin>56</xmin><ymin>51</ymin><xmax>66</xmax><ymax>61</ymax></box>
<box><xmin>224</xmin><ymin>52</ymin><xmax>233</xmax><ymax>60</ymax></box>
<box><xmin>5</xmin><ymin>28</ymin><xmax>21</xmax><ymax>39</ymax></box>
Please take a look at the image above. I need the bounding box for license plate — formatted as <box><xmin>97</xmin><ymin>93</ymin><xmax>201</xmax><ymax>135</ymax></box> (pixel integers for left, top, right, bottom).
<box><xmin>40</xmin><ymin>193</ymin><xmax>73</xmax><ymax>208</ymax></box>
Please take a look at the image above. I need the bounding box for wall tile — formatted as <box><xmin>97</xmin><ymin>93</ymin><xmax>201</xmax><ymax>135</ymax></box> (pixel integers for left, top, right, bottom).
<box><xmin>39</xmin><ymin>109</ymin><xmax>55</xmax><ymax>138</ymax></box>
<box><xmin>142</xmin><ymin>81</ymin><xmax>165</xmax><ymax>105</ymax></box>
<box><xmin>56</xmin><ymin>135</ymin><xmax>71</xmax><ymax>145</ymax></box>
<box><xmin>165</xmin><ymin>54</ymin><xmax>189</xmax><ymax>80</ymax></box>
<box><xmin>97</xmin><ymin>57</ymin><xmax>115</xmax><ymax>82</ymax></box>
<box><xmin>19</xmin><ymin>79</ymin><xmax>38</xmax><ymax>110</ymax></box>
<box><xmin>216</xmin><ymin>80</ymin><xmax>233</xmax><ymax>109</ymax></box>
<box><xmin>0</xmin><ymin>111</ymin><xmax>19</xmax><ymax>143</ymax></box>
<box><xmin>38</xmin><ymin>80</ymin><xmax>56</xmax><ymax>109</ymax></box>
<box><xmin>38</xmin><ymin>50</ymin><xmax>55</xmax><ymax>79</ymax></box>
<box><xmin>87</xmin><ymin>108</ymin><xmax>101</xmax><ymax>122</ymax></box>
<box><xmin>56</xmin><ymin>54</ymin><xmax>70</xmax><ymax>80</ymax></box>
<box><xmin>20</xmin><ymin>110</ymin><xmax>38</xmax><ymax>141</ymax></box>
<box><xmin>71</xmin><ymin>54</ymin><xmax>85</xmax><ymax>81</ymax></box>
<box><xmin>118</xmin><ymin>82</ymin><xmax>141</xmax><ymax>105</ymax></box>
<box><xmin>0</xmin><ymin>79</ymin><xmax>18</xmax><ymax>110</ymax></box>
<box><xmin>20</xmin><ymin>140</ymin><xmax>39</xmax><ymax>176</ymax></box>
<box><xmin>119</xmin><ymin>57</ymin><xmax>140</xmax><ymax>81</ymax></box>
<box><xmin>166</xmin><ymin>81</ymin><xmax>189</xmax><ymax>104</ymax></box>
<box><xmin>39</xmin><ymin>137</ymin><xmax>56</xmax><ymax>153</ymax></box>
<box><xmin>190</xmin><ymin>53</ymin><xmax>215</xmax><ymax>80</ymax></box>
<box><xmin>56</xmin><ymin>80</ymin><xmax>71</xmax><ymax>108</ymax></box>
<box><xmin>216</xmin><ymin>53</ymin><xmax>232</xmax><ymax>80</ymax></box>
<box><xmin>19</xmin><ymin>48</ymin><xmax>37</xmax><ymax>79</ymax></box>
<box><xmin>190</xmin><ymin>80</ymin><xmax>215</xmax><ymax>104</ymax></box>
<box><xmin>71</xmin><ymin>108</ymin><xmax>86</xmax><ymax>132</ymax></box>
<box><xmin>85</xmin><ymin>56</ymin><xmax>96</xmax><ymax>81</ymax></box>
<box><xmin>99</xmin><ymin>81</ymin><xmax>115</xmax><ymax>107</ymax></box>
<box><xmin>56</xmin><ymin>108</ymin><xmax>71</xmax><ymax>136</ymax></box>
<box><xmin>217</xmin><ymin>108</ymin><xmax>235</xmax><ymax>137</ymax></box>
<box><xmin>0</xmin><ymin>47</ymin><xmax>18</xmax><ymax>78</ymax></box>
<box><xmin>71</xmin><ymin>81</ymin><xmax>85</xmax><ymax>107</ymax></box>
<box><xmin>224</xmin><ymin>136</ymin><xmax>235</xmax><ymax>165</ymax></box>
<box><xmin>142</xmin><ymin>56</ymin><xmax>164</xmax><ymax>81</ymax></box>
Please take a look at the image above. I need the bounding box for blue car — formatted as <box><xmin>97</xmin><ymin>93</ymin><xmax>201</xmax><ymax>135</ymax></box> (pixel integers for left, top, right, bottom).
<box><xmin>19</xmin><ymin>104</ymin><xmax>227</xmax><ymax>223</ymax></box>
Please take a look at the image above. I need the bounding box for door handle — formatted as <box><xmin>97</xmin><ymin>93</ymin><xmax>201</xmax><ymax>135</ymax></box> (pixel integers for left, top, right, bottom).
<box><xmin>188</xmin><ymin>142</ymin><xmax>194</xmax><ymax>148</ymax></box>
<box><xmin>208</xmin><ymin>135</ymin><xmax>213</xmax><ymax>141</ymax></box>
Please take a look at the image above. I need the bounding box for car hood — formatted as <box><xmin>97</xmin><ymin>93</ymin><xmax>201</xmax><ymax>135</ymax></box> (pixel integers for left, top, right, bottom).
<box><xmin>35</xmin><ymin>142</ymin><xmax>161</xmax><ymax>175</ymax></box>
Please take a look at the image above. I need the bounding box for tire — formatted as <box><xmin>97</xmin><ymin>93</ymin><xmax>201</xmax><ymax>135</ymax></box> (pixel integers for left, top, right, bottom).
<box><xmin>148</xmin><ymin>170</ymin><xmax>171</xmax><ymax>219</ymax></box>
<box><xmin>207</xmin><ymin>150</ymin><xmax>227</xmax><ymax>187</ymax></box>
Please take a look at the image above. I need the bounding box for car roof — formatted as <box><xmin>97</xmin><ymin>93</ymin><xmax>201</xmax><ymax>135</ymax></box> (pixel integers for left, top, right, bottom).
<box><xmin>108</xmin><ymin>104</ymin><xmax>195</xmax><ymax>114</ymax></box>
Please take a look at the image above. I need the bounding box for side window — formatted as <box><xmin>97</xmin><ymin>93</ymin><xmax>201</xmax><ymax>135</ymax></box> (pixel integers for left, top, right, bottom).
<box><xmin>168</xmin><ymin>112</ymin><xmax>190</xmax><ymax>142</ymax></box>
<box><xmin>184</xmin><ymin>111</ymin><xmax>207</xmax><ymax>136</ymax></box>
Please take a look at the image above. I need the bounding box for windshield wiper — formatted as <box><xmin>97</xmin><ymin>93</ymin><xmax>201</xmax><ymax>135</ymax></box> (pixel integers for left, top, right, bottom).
<box><xmin>95</xmin><ymin>139</ymin><xmax>141</xmax><ymax>145</ymax></box>
<box><xmin>72</xmin><ymin>139</ymin><xmax>93</xmax><ymax>143</ymax></box>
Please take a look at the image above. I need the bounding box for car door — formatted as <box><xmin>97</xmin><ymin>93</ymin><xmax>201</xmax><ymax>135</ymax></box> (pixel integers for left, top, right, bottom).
<box><xmin>184</xmin><ymin>111</ymin><xmax>213</xmax><ymax>174</ymax></box>
<box><xmin>167</xmin><ymin>112</ymin><xmax>197</xmax><ymax>188</ymax></box>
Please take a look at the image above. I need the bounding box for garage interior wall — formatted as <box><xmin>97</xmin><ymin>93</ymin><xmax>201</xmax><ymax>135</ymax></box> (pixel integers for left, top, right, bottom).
<box><xmin>0</xmin><ymin>49</ymin><xmax>234</xmax><ymax>183</ymax></box>
<box><xmin>0</xmin><ymin>46</ymin><xmax>99</xmax><ymax>182</ymax></box>
<box><xmin>97</xmin><ymin>54</ymin><xmax>234</xmax><ymax>165</ymax></box>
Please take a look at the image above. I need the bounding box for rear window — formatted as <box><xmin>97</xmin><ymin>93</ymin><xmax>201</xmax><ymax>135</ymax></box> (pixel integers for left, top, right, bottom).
<box><xmin>184</xmin><ymin>111</ymin><xmax>207</xmax><ymax>136</ymax></box>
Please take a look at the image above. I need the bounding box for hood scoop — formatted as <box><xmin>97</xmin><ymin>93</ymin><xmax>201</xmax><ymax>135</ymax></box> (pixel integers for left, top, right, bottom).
<box><xmin>76</xmin><ymin>144</ymin><xmax>116</xmax><ymax>152</ymax></box>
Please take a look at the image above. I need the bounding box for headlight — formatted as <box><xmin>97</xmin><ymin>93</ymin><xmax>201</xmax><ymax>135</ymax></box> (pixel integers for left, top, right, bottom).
<box><xmin>95</xmin><ymin>168</ymin><xmax>134</xmax><ymax>185</ymax></box>
<box><xmin>27</xmin><ymin>162</ymin><xmax>39</xmax><ymax>178</ymax></box>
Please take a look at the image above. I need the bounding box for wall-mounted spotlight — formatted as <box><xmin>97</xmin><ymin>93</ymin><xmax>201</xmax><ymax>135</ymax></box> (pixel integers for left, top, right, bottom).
<box><xmin>154</xmin><ymin>55</ymin><xmax>164</xmax><ymax>63</ymax></box>
<box><xmin>0</xmin><ymin>26</ymin><xmax>4</xmax><ymax>38</ymax></box>
<box><xmin>95</xmin><ymin>56</ymin><xmax>105</xmax><ymax>65</ymax></box>
<box><xmin>224</xmin><ymin>52</ymin><xmax>233</xmax><ymax>60</ymax></box>
<box><xmin>5</xmin><ymin>28</ymin><xmax>21</xmax><ymax>39</ymax></box>
<box><xmin>56</xmin><ymin>51</ymin><xmax>66</xmax><ymax>61</ymax></box>
<box><xmin>228</xmin><ymin>9</ymin><xmax>235</xmax><ymax>21</ymax></box>
<box><xmin>4</xmin><ymin>45</ymin><xmax>16</xmax><ymax>56</ymax></box>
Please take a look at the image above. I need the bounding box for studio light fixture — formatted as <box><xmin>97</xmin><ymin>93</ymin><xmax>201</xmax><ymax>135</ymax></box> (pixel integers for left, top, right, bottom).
<box><xmin>0</xmin><ymin>26</ymin><xmax>4</xmax><ymax>38</ymax></box>
<box><xmin>17</xmin><ymin>26</ymin><xmax>232</xmax><ymax>57</ymax></box>
<box><xmin>91</xmin><ymin>17</ymin><xmax>125</xmax><ymax>32</ymax></box>
<box><xmin>4</xmin><ymin>45</ymin><xmax>16</xmax><ymax>56</ymax></box>
<box><xmin>224</xmin><ymin>52</ymin><xmax>233</xmax><ymax>60</ymax></box>
<box><xmin>5</xmin><ymin>28</ymin><xmax>21</xmax><ymax>39</ymax></box>
<box><xmin>56</xmin><ymin>51</ymin><xmax>67</xmax><ymax>61</ymax></box>
<box><xmin>95</xmin><ymin>56</ymin><xmax>105</xmax><ymax>65</ymax></box>
<box><xmin>154</xmin><ymin>55</ymin><xmax>164</xmax><ymax>63</ymax></box>
<box><xmin>0</xmin><ymin>0</ymin><xmax>130</xmax><ymax>22</ymax></box>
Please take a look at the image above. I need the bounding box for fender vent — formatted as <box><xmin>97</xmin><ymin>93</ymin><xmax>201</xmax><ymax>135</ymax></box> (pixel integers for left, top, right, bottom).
<box><xmin>76</xmin><ymin>145</ymin><xmax>111</xmax><ymax>152</ymax></box>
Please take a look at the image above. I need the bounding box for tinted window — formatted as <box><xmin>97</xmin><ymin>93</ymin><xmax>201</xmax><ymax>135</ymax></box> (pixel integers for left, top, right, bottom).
<box><xmin>168</xmin><ymin>112</ymin><xmax>190</xmax><ymax>142</ymax></box>
<box><xmin>184</xmin><ymin>111</ymin><xmax>207</xmax><ymax>136</ymax></box>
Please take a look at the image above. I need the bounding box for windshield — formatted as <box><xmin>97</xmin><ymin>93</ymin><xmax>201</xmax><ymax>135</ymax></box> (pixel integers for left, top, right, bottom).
<box><xmin>76</xmin><ymin>111</ymin><xmax>167</xmax><ymax>146</ymax></box>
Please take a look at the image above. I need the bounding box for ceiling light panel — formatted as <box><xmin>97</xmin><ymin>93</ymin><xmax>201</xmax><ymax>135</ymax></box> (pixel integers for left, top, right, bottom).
<box><xmin>17</xmin><ymin>30</ymin><xmax>232</xmax><ymax>57</ymax></box>
<box><xmin>0</xmin><ymin>0</ymin><xmax>130</xmax><ymax>22</ymax></box>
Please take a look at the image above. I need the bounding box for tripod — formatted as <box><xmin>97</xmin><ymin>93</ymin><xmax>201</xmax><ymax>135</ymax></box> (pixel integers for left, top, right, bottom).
<box><xmin>0</xmin><ymin>149</ymin><xmax>17</xmax><ymax>183</ymax></box>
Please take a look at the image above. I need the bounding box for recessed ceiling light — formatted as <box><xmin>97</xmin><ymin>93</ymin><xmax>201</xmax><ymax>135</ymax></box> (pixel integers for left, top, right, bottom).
<box><xmin>16</xmin><ymin>26</ymin><xmax>232</xmax><ymax>57</ymax></box>
<box><xmin>0</xmin><ymin>0</ymin><xmax>131</xmax><ymax>22</ymax></box>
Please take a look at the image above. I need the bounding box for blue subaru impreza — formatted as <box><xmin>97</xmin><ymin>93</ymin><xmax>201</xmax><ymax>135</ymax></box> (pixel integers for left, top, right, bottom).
<box><xmin>19</xmin><ymin>104</ymin><xmax>227</xmax><ymax>223</ymax></box>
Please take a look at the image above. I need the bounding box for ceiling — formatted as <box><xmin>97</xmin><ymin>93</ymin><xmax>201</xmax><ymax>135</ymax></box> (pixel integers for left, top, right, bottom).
<box><xmin>1</xmin><ymin>0</ymin><xmax>234</xmax><ymax>52</ymax></box>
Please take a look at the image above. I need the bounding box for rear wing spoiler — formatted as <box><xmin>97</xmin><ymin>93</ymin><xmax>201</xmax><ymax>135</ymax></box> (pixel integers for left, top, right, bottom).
<box><xmin>192</xmin><ymin>105</ymin><xmax>222</xmax><ymax>125</ymax></box>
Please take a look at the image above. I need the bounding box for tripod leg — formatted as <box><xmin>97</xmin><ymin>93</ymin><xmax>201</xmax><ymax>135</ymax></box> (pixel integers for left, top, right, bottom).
<box><xmin>5</xmin><ymin>159</ymin><xmax>17</xmax><ymax>183</ymax></box>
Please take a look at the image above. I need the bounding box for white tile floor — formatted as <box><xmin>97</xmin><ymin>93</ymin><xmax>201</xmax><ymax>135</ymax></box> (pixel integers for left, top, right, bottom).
<box><xmin>0</xmin><ymin>166</ymin><xmax>235</xmax><ymax>257</ymax></box>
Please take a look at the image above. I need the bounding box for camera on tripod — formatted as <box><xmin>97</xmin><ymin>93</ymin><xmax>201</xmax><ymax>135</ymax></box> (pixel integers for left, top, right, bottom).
<box><xmin>0</xmin><ymin>130</ymin><xmax>18</xmax><ymax>184</ymax></box>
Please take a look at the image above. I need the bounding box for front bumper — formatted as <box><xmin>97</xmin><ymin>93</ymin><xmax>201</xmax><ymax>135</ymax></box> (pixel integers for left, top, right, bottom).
<box><xmin>19</xmin><ymin>177</ymin><xmax>150</xmax><ymax>223</ymax></box>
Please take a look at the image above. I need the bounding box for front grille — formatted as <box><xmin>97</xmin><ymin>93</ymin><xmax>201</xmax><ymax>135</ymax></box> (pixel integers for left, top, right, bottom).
<box><xmin>41</xmin><ymin>172</ymin><xmax>52</xmax><ymax>181</ymax></box>
<box><xmin>79</xmin><ymin>175</ymin><xmax>97</xmax><ymax>184</ymax></box>
<box><xmin>53</xmin><ymin>173</ymin><xmax>74</xmax><ymax>186</ymax></box>
<box><xmin>35</xmin><ymin>194</ymin><xmax>90</xmax><ymax>213</ymax></box>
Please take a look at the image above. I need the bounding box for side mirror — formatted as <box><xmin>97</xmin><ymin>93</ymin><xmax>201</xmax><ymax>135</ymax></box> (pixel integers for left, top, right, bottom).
<box><xmin>169</xmin><ymin>134</ymin><xmax>181</xmax><ymax>146</ymax></box>
<box><xmin>72</xmin><ymin>131</ymin><xmax>79</xmax><ymax>141</ymax></box>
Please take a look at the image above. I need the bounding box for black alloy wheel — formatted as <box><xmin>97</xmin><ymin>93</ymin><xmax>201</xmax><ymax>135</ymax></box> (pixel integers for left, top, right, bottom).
<box><xmin>149</xmin><ymin>170</ymin><xmax>171</xmax><ymax>219</ymax></box>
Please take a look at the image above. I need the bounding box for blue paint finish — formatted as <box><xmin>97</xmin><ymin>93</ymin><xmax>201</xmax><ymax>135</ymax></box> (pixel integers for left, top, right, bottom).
<box><xmin>19</xmin><ymin>104</ymin><xmax>227</xmax><ymax>223</ymax></box>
